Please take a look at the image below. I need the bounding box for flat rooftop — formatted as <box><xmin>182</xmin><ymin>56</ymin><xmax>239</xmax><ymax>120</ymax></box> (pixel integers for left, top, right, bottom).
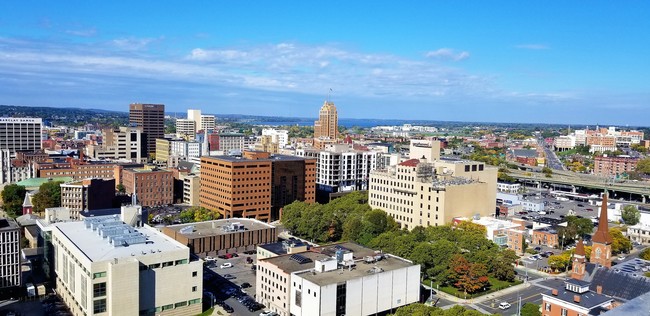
<box><xmin>258</xmin><ymin>240</ymin><xmax>308</xmax><ymax>255</ymax></box>
<box><xmin>0</xmin><ymin>218</ymin><xmax>19</xmax><ymax>231</ymax></box>
<box><xmin>295</xmin><ymin>253</ymin><xmax>415</xmax><ymax>286</ymax></box>
<box><xmin>166</xmin><ymin>218</ymin><xmax>275</xmax><ymax>238</ymax></box>
<box><xmin>204</xmin><ymin>154</ymin><xmax>309</xmax><ymax>162</ymax></box>
<box><xmin>262</xmin><ymin>251</ymin><xmax>332</xmax><ymax>274</ymax></box>
<box><xmin>54</xmin><ymin>217</ymin><xmax>185</xmax><ymax>262</ymax></box>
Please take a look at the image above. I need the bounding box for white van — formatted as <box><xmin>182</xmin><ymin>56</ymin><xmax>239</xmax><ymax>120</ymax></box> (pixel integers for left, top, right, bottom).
<box><xmin>499</xmin><ymin>302</ymin><xmax>511</xmax><ymax>310</ymax></box>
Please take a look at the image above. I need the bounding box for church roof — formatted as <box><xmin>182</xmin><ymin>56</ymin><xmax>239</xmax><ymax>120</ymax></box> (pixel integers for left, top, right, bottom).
<box><xmin>587</xmin><ymin>265</ymin><xmax>650</xmax><ymax>301</ymax></box>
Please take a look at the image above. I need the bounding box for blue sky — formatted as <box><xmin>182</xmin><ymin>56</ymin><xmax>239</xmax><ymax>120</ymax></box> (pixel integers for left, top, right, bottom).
<box><xmin>0</xmin><ymin>1</ymin><xmax>648</xmax><ymax>125</ymax></box>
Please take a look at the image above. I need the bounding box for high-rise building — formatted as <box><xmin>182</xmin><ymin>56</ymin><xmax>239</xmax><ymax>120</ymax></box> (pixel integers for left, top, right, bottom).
<box><xmin>86</xmin><ymin>126</ymin><xmax>145</xmax><ymax>162</ymax></box>
<box><xmin>129</xmin><ymin>103</ymin><xmax>164</xmax><ymax>159</ymax></box>
<box><xmin>0</xmin><ymin>218</ymin><xmax>21</xmax><ymax>289</ymax></box>
<box><xmin>200</xmin><ymin>151</ymin><xmax>315</xmax><ymax>222</ymax></box>
<box><xmin>0</xmin><ymin>117</ymin><xmax>42</xmax><ymax>155</ymax></box>
<box><xmin>313</xmin><ymin>101</ymin><xmax>338</xmax><ymax>148</ymax></box>
<box><xmin>175</xmin><ymin>119</ymin><xmax>196</xmax><ymax>140</ymax></box>
<box><xmin>200</xmin><ymin>115</ymin><xmax>215</xmax><ymax>132</ymax></box>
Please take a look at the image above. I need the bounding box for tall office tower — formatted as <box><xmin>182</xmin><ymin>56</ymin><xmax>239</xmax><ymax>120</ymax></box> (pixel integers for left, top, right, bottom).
<box><xmin>187</xmin><ymin>109</ymin><xmax>201</xmax><ymax>133</ymax></box>
<box><xmin>0</xmin><ymin>117</ymin><xmax>42</xmax><ymax>154</ymax></box>
<box><xmin>313</xmin><ymin>101</ymin><xmax>338</xmax><ymax>140</ymax></box>
<box><xmin>0</xmin><ymin>218</ymin><xmax>21</xmax><ymax>289</ymax></box>
<box><xmin>129</xmin><ymin>103</ymin><xmax>164</xmax><ymax>159</ymax></box>
<box><xmin>175</xmin><ymin>119</ymin><xmax>196</xmax><ymax>140</ymax></box>
<box><xmin>200</xmin><ymin>115</ymin><xmax>215</xmax><ymax>132</ymax></box>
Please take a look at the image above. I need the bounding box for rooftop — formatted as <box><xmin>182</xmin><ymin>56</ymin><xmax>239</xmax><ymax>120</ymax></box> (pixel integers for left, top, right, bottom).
<box><xmin>258</xmin><ymin>240</ymin><xmax>308</xmax><ymax>255</ymax></box>
<box><xmin>54</xmin><ymin>216</ymin><xmax>185</xmax><ymax>262</ymax></box>
<box><xmin>0</xmin><ymin>218</ymin><xmax>19</xmax><ymax>231</ymax></box>
<box><xmin>165</xmin><ymin>218</ymin><xmax>275</xmax><ymax>238</ymax></box>
<box><xmin>16</xmin><ymin>177</ymin><xmax>74</xmax><ymax>188</ymax></box>
<box><xmin>262</xmin><ymin>251</ymin><xmax>332</xmax><ymax>274</ymax></box>
<box><xmin>295</xmin><ymin>253</ymin><xmax>415</xmax><ymax>286</ymax></box>
<box><xmin>204</xmin><ymin>154</ymin><xmax>309</xmax><ymax>162</ymax></box>
<box><xmin>543</xmin><ymin>288</ymin><xmax>612</xmax><ymax>309</ymax></box>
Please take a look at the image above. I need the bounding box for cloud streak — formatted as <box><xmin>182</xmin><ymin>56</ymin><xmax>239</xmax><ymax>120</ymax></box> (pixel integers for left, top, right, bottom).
<box><xmin>515</xmin><ymin>44</ymin><xmax>549</xmax><ymax>50</ymax></box>
<box><xmin>425</xmin><ymin>48</ymin><xmax>470</xmax><ymax>61</ymax></box>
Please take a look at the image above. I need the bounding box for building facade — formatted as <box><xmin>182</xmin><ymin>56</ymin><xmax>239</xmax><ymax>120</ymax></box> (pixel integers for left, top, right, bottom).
<box><xmin>129</xmin><ymin>103</ymin><xmax>164</xmax><ymax>158</ymax></box>
<box><xmin>60</xmin><ymin>179</ymin><xmax>116</xmax><ymax>219</ymax></box>
<box><xmin>122</xmin><ymin>168</ymin><xmax>173</xmax><ymax>207</ymax></box>
<box><xmin>0</xmin><ymin>117</ymin><xmax>42</xmax><ymax>155</ymax></box>
<box><xmin>217</xmin><ymin>133</ymin><xmax>245</xmax><ymax>153</ymax></box>
<box><xmin>87</xmin><ymin>126</ymin><xmax>144</xmax><ymax>163</ymax></box>
<box><xmin>0</xmin><ymin>218</ymin><xmax>21</xmax><ymax>289</ymax></box>
<box><xmin>314</xmin><ymin>101</ymin><xmax>338</xmax><ymax>141</ymax></box>
<box><xmin>51</xmin><ymin>216</ymin><xmax>202</xmax><ymax>316</ymax></box>
<box><xmin>593</xmin><ymin>156</ymin><xmax>639</xmax><ymax>177</ymax></box>
<box><xmin>175</xmin><ymin>119</ymin><xmax>195</xmax><ymax>140</ymax></box>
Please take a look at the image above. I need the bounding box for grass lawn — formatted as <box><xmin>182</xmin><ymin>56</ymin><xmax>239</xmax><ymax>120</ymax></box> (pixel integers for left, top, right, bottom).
<box><xmin>423</xmin><ymin>277</ymin><xmax>522</xmax><ymax>299</ymax></box>
<box><xmin>197</xmin><ymin>307</ymin><xmax>214</xmax><ymax>316</ymax></box>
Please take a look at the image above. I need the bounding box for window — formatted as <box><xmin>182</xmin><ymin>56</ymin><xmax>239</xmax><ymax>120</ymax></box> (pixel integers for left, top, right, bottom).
<box><xmin>544</xmin><ymin>303</ymin><xmax>551</xmax><ymax>312</ymax></box>
<box><xmin>93</xmin><ymin>283</ymin><xmax>107</xmax><ymax>297</ymax></box>
<box><xmin>162</xmin><ymin>304</ymin><xmax>174</xmax><ymax>311</ymax></box>
<box><xmin>561</xmin><ymin>308</ymin><xmax>567</xmax><ymax>316</ymax></box>
<box><xmin>192</xmin><ymin>271</ymin><xmax>198</xmax><ymax>277</ymax></box>
<box><xmin>93</xmin><ymin>299</ymin><xmax>107</xmax><ymax>313</ymax></box>
<box><xmin>188</xmin><ymin>298</ymin><xmax>201</xmax><ymax>305</ymax></box>
<box><xmin>192</xmin><ymin>286</ymin><xmax>197</xmax><ymax>292</ymax></box>
<box><xmin>175</xmin><ymin>301</ymin><xmax>188</xmax><ymax>308</ymax></box>
<box><xmin>93</xmin><ymin>271</ymin><xmax>106</xmax><ymax>279</ymax></box>
<box><xmin>295</xmin><ymin>290</ymin><xmax>302</xmax><ymax>307</ymax></box>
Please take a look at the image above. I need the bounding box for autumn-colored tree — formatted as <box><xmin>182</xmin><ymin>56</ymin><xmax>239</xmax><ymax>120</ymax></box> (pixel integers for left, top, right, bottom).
<box><xmin>640</xmin><ymin>248</ymin><xmax>650</xmax><ymax>261</ymax></box>
<box><xmin>447</xmin><ymin>254</ymin><xmax>489</xmax><ymax>294</ymax></box>
<box><xmin>548</xmin><ymin>253</ymin><xmax>570</xmax><ymax>271</ymax></box>
<box><xmin>179</xmin><ymin>206</ymin><xmax>220</xmax><ymax>223</ymax></box>
<box><xmin>610</xmin><ymin>228</ymin><xmax>632</xmax><ymax>255</ymax></box>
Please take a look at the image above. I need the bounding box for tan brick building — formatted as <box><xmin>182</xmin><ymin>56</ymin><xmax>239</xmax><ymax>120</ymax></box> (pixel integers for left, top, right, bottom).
<box><xmin>200</xmin><ymin>151</ymin><xmax>315</xmax><ymax>222</ymax></box>
<box><xmin>593</xmin><ymin>156</ymin><xmax>638</xmax><ymax>177</ymax></box>
<box><xmin>60</xmin><ymin>178</ymin><xmax>115</xmax><ymax>219</ymax></box>
<box><xmin>122</xmin><ymin>167</ymin><xmax>173</xmax><ymax>207</ymax></box>
<box><xmin>35</xmin><ymin>160</ymin><xmax>143</xmax><ymax>183</ymax></box>
<box><xmin>532</xmin><ymin>227</ymin><xmax>559</xmax><ymax>248</ymax></box>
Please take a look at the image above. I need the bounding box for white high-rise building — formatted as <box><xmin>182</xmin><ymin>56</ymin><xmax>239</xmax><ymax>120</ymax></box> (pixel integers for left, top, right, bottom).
<box><xmin>0</xmin><ymin>117</ymin><xmax>42</xmax><ymax>155</ymax></box>
<box><xmin>262</xmin><ymin>128</ymin><xmax>289</xmax><ymax>148</ymax></box>
<box><xmin>86</xmin><ymin>126</ymin><xmax>144</xmax><ymax>163</ymax></box>
<box><xmin>170</xmin><ymin>140</ymin><xmax>204</xmax><ymax>159</ymax></box>
<box><xmin>200</xmin><ymin>115</ymin><xmax>215</xmax><ymax>132</ymax></box>
<box><xmin>187</xmin><ymin>109</ymin><xmax>201</xmax><ymax>133</ymax></box>
<box><xmin>0</xmin><ymin>218</ymin><xmax>21</xmax><ymax>289</ymax></box>
<box><xmin>176</xmin><ymin>119</ymin><xmax>196</xmax><ymax>140</ymax></box>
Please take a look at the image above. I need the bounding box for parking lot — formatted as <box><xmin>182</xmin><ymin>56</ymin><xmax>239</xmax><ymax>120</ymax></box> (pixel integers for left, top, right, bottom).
<box><xmin>202</xmin><ymin>251</ymin><xmax>264</xmax><ymax>316</ymax></box>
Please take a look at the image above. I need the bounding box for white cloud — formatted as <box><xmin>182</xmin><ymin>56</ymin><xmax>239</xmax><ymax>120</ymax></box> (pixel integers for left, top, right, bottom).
<box><xmin>515</xmin><ymin>44</ymin><xmax>549</xmax><ymax>50</ymax></box>
<box><xmin>425</xmin><ymin>48</ymin><xmax>470</xmax><ymax>61</ymax></box>
<box><xmin>112</xmin><ymin>37</ymin><xmax>160</xmax><ymax>51</ymax></box>
<box><xmin>65</xmin><ymin>27</ymin><xmax>97</xmax><ymax>37</ymax></box>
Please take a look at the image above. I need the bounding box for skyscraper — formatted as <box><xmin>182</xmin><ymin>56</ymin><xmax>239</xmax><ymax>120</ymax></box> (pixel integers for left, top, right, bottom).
<box><xmin>314</xmin><ymin>101</ymin><xmax>338</xmax><ymax>140</ymax></box>
<box><xmin>0</xmin><ymin>117</ymin><xmax>42</xmax><ymax>154</ymax></box>
<box><xmin>129</xmin><ymin>103</ymin><xmax>164</xmax><ymax>159</ymax></box>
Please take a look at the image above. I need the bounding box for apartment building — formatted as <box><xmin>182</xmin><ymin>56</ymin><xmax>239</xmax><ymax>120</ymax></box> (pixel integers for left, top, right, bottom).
<box><xmin>86</xmin><ymin>126</ymin><xmax>145</xmax><ymax>163</ymax></box>
<box><xmin>50</xmin><ymin>215</ymin><xmax>202</xmax><ymax>316</ymax></box>
<box><xmin>0</xmin><ymin>218</ymin><xmax>21</xmax><ymax>289</ymax></box>
<box><xmin>0</xmin><ymin>117</ymin><xmax>42</xmax><ymax>155</ymax></box>
<box><xmin>257</xmin><ymin>242</ymin><xmax>419</xmax><ymax>316</ymax></box>
<box><xmin>262</xmin><ymin>129</ymin><xmax>289</xmax><ymax>148</ymax></box>
<box><xmin>593</xmin><ymin>156</ymin><xmax>639</xmax><ymax>177</ymax></box>
<box><xmin>200</xmin><ymin>152</ymin><xmax>315</xmax><ymax>222</ymax></box>
<box><xmin>129</xmin><ymin>103</ymin><xmax>164</xmax><ymax>157</ymax></box>
<box><xmin>369</xmin><ymin>157</ymin><xmax>497</xmax><ymax>229</ymax></box>
<box><xmin>122</xmin><ymin>168</ymin><xmax>173</xmax><ymax>207</ymax></box>
<box><xmin>155</xmin><ymin>138</ymin><xmax>172</xmax><ymax>165</ymax></box>
<box><xmin>175</xmin><ymin>119</ymin><xmax>196</xmax><ymax>140</ymax></box>
<box><xmin>296</xmin><ymin>144</ymin><xmax>381</xmax><ymax>202</ymax></box>
<box><xmin>217</xmin><ymin>133</ymin><xmax>245</xmax><ymax>153</ymax></box>
<box><xmin>170</xmin><ymin>140</ymin><xmax>204</xmax><ymax>159</ymax></box>
<box><xmin>60</xmin><ymin>179</ymin><xmax>116</xmax><ymax>219</ymax></box>
<box><xmin>181</xmin><ymin>174</ymin><xmax>200</xmax><ymax>206</ymax></box>
<box><xmin>162</xmin><ymin>218</ymin><xmax>276</xmax><ymax>256</ymax></box>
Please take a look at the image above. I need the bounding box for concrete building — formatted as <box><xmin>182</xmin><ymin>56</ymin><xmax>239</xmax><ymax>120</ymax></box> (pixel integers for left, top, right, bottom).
<box><xmin>256</xmin><ymin>243</ymin><xmax>420</xmax><ymax>316</ymax></box>
<box><xmin>200</xmin><ymin>115</ymin><xmax>215</xmax><ymax>133</ymax></box>
<box><xmin>256</xmin><ymin>240</ymin><xmax>309</xmax><ymax>260</ymax></box>
<box><xmin>86</xmin><ymin>126</ymin><xmax>145</xmax><ymax>163</ymax></box>
<box><xmin>369</xmin><ymin>157</ymin><xmax>497</xmax><ymax>230</ymax></box>
<box><xmin>254</xmin><ymin>135</ymin><xmax>280</xmax><ymax>154</ymax></box>
<box><xmin>554</xmin><ymin>135</ymin><xmax>576</xmax><ymax>151</ymax></box>
<box><xmin>0</xmin><ymin>218</ymin><xmax>21</xmax><ymax>289</ymax></box>
<box><xmin>593</xmin><ymin>156</ymin><xmax>639</xmax><ymax>177</ymax></box>
<box><xmin>170</xmin><ymin>140</ymin><xmax>204</xmax><ymax>159</ymax></box>
<box><xmin>0</xmin><ymin>117</ymin><xmax>42</xmax><ymax>155</ymax></box>
<box><xmin>162</xmin><ymin>218</ymin><xmax>276</xmax><ymax>256</ymax></box>
<box><xmin>60</xmin><ymin>178</ymin><xmax>116</xmax><ymax>219</ymax></box>
<box><xmin>497</xmin><ymin>182</ymin><xmax>521</xmax><ymax>194</ymax></box>
<box><xmin>129</xmin><ymin>103</ymin><xmax>164</xmax><ymax>158</ymax></box>
<box><xmin>155</xmin><ymin>138</ymin><xmax>172</xmax><ymax>165</ymax></box>
<box><xmin>217</xmin><ymin>133</ymin><xmax>245</xmax><ymax>153</ymax></box>
<box><xmin>296</xmin><ymin>144</ymin><xmax>381</xmax><ymax>202</ymax></box>
<box><xmin>200</xmin><ymin>152</ymin><xmax>315</xmax><ymax>222</ymax></box>
<box><xmin>627</xmin><ymin>224</ymin><xmax>650</xmax><ymax>245</ymax></box>
<box><xmin>181</xmin><ymin>174</ymin><xmax>200</xmax><ymax>206</ymax></box>
<box><xmin>175</xmin><ymin>119</ymin><xmax>195</xmax><ymax>140</ymax></box>
<box><xmin>262</xmin><ymin>128</ymin><xmax>289</xmax><ymax>149</ymax></box>
<box><xmin>50</xmin><ymin>215</ymin><xmax>202</xmax><ymax>316</ymax></box>
<box><xmin>122</xmin><ymin>168</ymin><xmax>173</xmax><ymax>207</ymax></box>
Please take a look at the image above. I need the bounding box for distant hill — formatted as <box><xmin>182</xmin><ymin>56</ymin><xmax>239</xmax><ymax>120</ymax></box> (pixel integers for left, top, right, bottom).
<box><xmin>0</xmin><ymin>104</ymin><xmax>128</xmax><ymax>127</ymax></box>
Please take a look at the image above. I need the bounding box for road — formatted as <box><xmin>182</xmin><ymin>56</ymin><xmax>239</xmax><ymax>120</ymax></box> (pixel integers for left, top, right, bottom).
<box><xmin>475</xmin><ymin>278</ymin><xmax>564</xmax><ymax>315</ymax></box>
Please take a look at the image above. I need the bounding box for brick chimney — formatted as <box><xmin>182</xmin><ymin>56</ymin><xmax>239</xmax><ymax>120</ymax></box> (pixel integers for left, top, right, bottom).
<box><xmin>597</xmin><ymin>285</ymin><xmax>603</xmax><ymax>294</ymax></box>
<box><xmin>552</xmin><ymin>289</ymin><xmax>558</xmax><ymax>296</ymax></box>
<box><xmin>574</xmin><ymin>295</ymin><xmax>581</xmax><ymax>303</ymax></box>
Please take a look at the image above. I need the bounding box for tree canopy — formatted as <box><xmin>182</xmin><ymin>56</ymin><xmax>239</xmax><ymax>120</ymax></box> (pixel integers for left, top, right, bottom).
<box><xmin>621</xmin><ymin>205</ymin><xmax>640</xmax><ymax>225</ymax></box>
<box><xmin>179</xmin><ymin>206</ymin><xmax>220</xmax><ymax>223</ymax></box>
<box><xmin>393</xmin><ymin>304</ymin><xmax>486</xmax><ymax>316</ymax></box>
<box><xmin>1</xmin><ymin>184</ymin><xmax>27</xmax><ymax>218</ymax></box>
<box><xmin>521</xmin><ymin>303</ymin><xmax>541</xmax><ymax>316</ymax></box>
<box><xmin>32</xmin><ymin>181</ymin><xmax>64</xmax><ymax>214</ymax></box>
<box><xmin>610</xmin><ymin>228</ymin><xmax>632</xmax><ymax>255</ymax></box>
<box><xmin>637</xmin><ymin>158</ymin><xmax>650</xmax><ymax>175</ymax></box>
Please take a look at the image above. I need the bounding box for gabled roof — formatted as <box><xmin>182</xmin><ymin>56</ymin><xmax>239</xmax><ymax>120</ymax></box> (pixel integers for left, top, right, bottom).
<box><xmin>543</xmin><ymin>288</ymin><xmax>612</xmax><ymax>309</ymax></box>
<box><xmin>588</xmin><ymin>267</ymin><xmax>650</xmax><ymax>301</ymax></box>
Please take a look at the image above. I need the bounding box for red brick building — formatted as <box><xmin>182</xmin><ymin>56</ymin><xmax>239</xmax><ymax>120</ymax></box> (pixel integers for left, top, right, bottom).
<box><xmin>122</xmin><ymin>167</ymin><xmax>173</xmax><ymax>206</ymax></box>
<box><xmin>593</xmin><ymin>156</ymin><xmax>638</xmax><ymax>177</ymax></box>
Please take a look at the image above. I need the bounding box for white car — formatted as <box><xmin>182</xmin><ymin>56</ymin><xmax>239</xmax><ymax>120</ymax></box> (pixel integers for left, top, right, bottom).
<box><xmin>220</xmin><ymin>262</ymin><xmax>233</xmax><ymax>269</ymax></box>
<box><xmin>499</xmin><ymin>302</ymin><xmax>512</xmax><ymax>310</ymax></box>
<box><xmin>260</xmin><ymin>311</ymin><xmax>278</xmax><ymax>316</ymax></box>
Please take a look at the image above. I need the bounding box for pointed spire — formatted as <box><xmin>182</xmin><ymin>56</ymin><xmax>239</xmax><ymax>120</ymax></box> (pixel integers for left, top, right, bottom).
<box><xmin>575</xmin><ymin>238</ymin><xmax>585</xmax><ymax>258</ymax></box>
<box><xmin>592</xmin><ymin>191</ymin><xmax>613</xmax><ymax>244</ymax></box>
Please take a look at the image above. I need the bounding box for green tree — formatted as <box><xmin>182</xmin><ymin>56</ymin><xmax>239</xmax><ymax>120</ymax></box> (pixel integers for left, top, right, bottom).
<box><xmin>116</xmin><ymin>184</ymin><xmax>126</xmax><ymax>194</ymax></box>
<box><xmin>521</xmin><ymin>303</ymin><xmax>541</xmax><ymax>316</ymax></box>
<box><xmin>548</xmin><ymin>254</ymin><xmax>570</xmax><ymax>271</ymax></box>
<box><xmin>179</xmin><ymin>206</ymin><xmax>220</xmax><ymax>223</ymax></box>
<box><xmin>32</xmin><ymin>181</ymin><xmax>64</xmax><ymax>214</ymax></box>
<box><xmin>610</xmin><ymin>228</ymin><xmax>632</xmax><ymax>255</ymax></box>
<box><xmin>1</xmin><ymin>184</ymin><xmax>26</xmax><ymax>218</ymax></box>
<box><xmin>491</xmin><ymin>249</ymin><xmax>518</xmax><ymax>281</ymax></box>
<box><xmin>640</xmin><ymin>248</ymin><xmax>650</xmax><ymax>260</ymax></box>
<box><xmin>621</xmin><ymin>205</ymin><xmax>640</xmax><ymax>225</ymax></box>
<box><xmin>636</xmin><ymin>158</ymin><xmax>650</xmax><ymax>175</ymax></box>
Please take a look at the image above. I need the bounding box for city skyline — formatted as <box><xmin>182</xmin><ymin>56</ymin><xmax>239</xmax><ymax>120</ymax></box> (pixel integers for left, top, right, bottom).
<box><xmin>1</xmin><ymin>2</ymin><xmax>648</xmax><ymax>125</ymax></box>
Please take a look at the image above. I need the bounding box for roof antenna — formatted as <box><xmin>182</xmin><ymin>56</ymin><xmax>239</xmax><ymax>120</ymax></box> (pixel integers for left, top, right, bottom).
<box><xmin>327</xmin><ymin>88</ymin><xmax>332</xmax><ymax>103</ymax></box>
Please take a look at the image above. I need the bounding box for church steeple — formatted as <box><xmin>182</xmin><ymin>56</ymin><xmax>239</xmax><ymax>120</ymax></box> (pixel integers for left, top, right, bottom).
<box><xmin>571</xmin><ymin>239</ymin><xmax>587</xmax><ymax>280</ymax></box>
<box><xmin>591</xmin><ymin>191</ymin><xmax>612</xmax><ymax>267</ymax></box>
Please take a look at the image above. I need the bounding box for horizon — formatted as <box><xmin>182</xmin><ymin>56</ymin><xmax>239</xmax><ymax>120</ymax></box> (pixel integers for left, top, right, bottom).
<box><xmin>1</xmin><ymin>2</ymin><xmax>648</xmax><ymax>125</ymax></box>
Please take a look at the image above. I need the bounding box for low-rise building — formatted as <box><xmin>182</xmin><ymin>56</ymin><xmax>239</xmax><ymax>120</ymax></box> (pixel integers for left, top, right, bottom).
<box><xmin>60</xmin><ymin>178</ymin><xmax>116</xmax><ymax>219</ymax></box>
<box><xmin>122</xmin><ymin>167</ymin><xmax>173</xmax><ymax>207</ymax></box>
<box><xmin>532</xmin><ymin>227</ymin><xmax>559</xmax><ymax>248</ymax></box>
<box><xmin>593</xmin><ymin>156</ymin><xmax>639</xmax><ymax>177</ymax></box>
<box><xmin>497</xmin><ymin>182</ymin><xmax>521</xmax><ymax>194</ymax></box>
<box><xmin>627</xmin><ymin>224</ymin><xmax>650</xmax><ymax>245</ymax></box>
<box><xmin>162</xmin><ymin>218</ymin><xmax>276</xmax><ymax>256</ymax></box>
<box><xmin>453</xmin><ymin>217</ymin><xmax>526</xmax><ymax>255</ymax></box>
<box><xmin>541</xmin><ymin>280</ymin><xmax>613</xmax><ymax>316</ymax></box>
<box><xmin>50</xmin><ymin>215</ymin><xmax>202</xmax><ymax>316</ymax></box>
<box><xmin>256</xmin><ymin>240</ymin><xmax>309</xmax><ymax>260</ymax></box>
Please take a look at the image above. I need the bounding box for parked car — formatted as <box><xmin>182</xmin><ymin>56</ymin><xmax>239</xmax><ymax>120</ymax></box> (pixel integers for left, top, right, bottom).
<box><xmin>577</xmin><ymin>204</ymin><xmax>585</xmax><ymax>207</ymax></box>
<box><xmin>220</xmin><ymin>262</ymin><xmax>233</xmax><ymax>269</ymax></box>
<box><xmin>534</xmin><ymin>246</ymin><xmax>542</xmax><ymax>252</ymax></box>
<box><xmin>241</xmin><ymin>282</ymin><xmax>252</xmax><ymax>289</ymax></box>
<box><xmin>246</xmin><ymin>257</ymin><xmax>254</xmax><ymax>264</ymax></box>
<box><xmin>223</xmin><ymin>274</ymin><xmax>236</xmax><ymax>280</ymax></box>
<box><xmin>222</xmin><ymin>303</ymin><xmax>234</xmax><ymax>313</ymax></box>
<box><xmin>499</xmin><ymin>302</ymin><xmax>512</xmax><ymax>310</ymax></box>
<box><xmin>260</xmin><ymin>311</ymin><xmax>278</xmax><ymax>316</ymax></box>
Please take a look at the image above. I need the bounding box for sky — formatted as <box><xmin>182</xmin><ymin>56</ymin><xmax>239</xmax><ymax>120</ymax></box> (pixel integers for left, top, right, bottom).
<box><xmin>0</xmin><ymin>1</ymin><xmax>648</xmax><ymax>125</ymax></box>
